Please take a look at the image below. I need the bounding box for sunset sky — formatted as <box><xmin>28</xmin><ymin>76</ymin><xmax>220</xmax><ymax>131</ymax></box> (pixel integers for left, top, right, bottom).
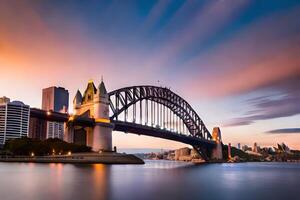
<box><xmin>0</xmin><ymin>0</ymin><xmax>299</xmax><ymax>150</ymax></box>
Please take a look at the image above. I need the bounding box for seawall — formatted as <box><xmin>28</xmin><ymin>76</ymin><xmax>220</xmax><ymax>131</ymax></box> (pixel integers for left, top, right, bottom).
<box><xmin>0</xmin><ymin>152</ymin><xmax>145</xmax><ymax>164</ymax></box>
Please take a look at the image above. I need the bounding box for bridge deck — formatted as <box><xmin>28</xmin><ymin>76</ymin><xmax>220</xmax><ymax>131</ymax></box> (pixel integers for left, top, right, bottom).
<box><xmin>30</xmin><ymin>108</ymin><xmax>69</xmax><ymax>122</ymax></box>
<box><xmin>112</xmin><ymin>120</ymin><xmax>216</xmax><ymax>147</ymax></box>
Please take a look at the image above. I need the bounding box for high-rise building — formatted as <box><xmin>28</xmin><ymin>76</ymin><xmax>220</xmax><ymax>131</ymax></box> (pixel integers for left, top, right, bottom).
<box><xmin>42</xmin><ymin>87</ymin><xmax>69</xmax><ymax>113</ymax></box>
<box><xmin>47</xmin><ymin>121</ymin><xmax>64</xmax><ymax>139</ymax></box>
<box><xmin>42</xmin><ymin>87</ymin><xmax>69</xmax><ymax>140</ymax></box>
<box><xmin>0</xmin><ymin>97</ymin><xmax>30</xmax><ymax>146</ymax></box>
<box><xmin>237</xmin><ymin>143</ymin><xmax>241</xmax><ymax>149</ymax></box>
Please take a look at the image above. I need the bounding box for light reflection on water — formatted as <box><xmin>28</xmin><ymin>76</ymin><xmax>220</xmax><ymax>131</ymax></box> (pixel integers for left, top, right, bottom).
<box><xmin>0</xmin><ymin>161</ymin><xmax>299</xmax><ymax>200</ymax></box>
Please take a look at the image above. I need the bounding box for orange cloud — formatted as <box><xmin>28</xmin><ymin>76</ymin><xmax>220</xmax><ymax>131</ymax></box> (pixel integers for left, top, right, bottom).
<box><xmin>194</xmin><ymin>44</ymin><xmax>300</xmax><ymax>97</ymax></box>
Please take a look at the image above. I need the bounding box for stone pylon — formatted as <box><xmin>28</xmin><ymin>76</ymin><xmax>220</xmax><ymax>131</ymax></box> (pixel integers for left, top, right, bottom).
<box><xmin>66</xmin><ymin>80</ymin><xmax>113</xmax><ymax>152</ymax></box>
<box><xmin>210</xmin><ymin>127</ymin><xmax>223</xmax><ymax>160</ymax></box>
<box><xmin>92</xmin><ymin>81</ymin><xmax>113</xmax><ymax>152</ymax></box>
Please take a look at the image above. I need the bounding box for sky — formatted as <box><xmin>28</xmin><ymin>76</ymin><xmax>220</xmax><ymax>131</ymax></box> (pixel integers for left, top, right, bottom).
<box><xmin>0</xmin><ymin>0</ymin><xmax>299</xmax><ymax>150</ymax></box>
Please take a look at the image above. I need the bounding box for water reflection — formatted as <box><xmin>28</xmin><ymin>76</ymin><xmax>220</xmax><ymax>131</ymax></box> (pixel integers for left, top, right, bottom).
<box><xmin>0</xmin><ymin>161</ymin><xmax>299</xmax><ymax>200</ymax></box>
<box><xmin>92</xmin><ymin>164</ymin><xmax>110</xmax><ymax>199</ymax></box>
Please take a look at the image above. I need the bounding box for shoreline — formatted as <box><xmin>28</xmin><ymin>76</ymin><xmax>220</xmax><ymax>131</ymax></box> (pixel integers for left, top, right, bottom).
<box><xmin>144</xmin><ymin>158</ymin><xmax>300</xmax><ymax>164</ymax></box>
<box><xmin>0</xmin><ymin>152</ymin><xmax>145</xmax><ymax>165</ymax></box>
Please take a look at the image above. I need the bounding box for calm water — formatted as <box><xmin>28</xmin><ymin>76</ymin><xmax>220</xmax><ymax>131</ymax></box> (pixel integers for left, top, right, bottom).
<box><xmin>0</xmin><ymin>161</ymin><xmax>299</xmax><ymax>200</ymax></box>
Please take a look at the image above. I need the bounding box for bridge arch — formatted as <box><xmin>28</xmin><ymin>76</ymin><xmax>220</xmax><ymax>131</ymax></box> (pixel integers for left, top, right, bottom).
<box><xmin>108</xmin><ymin>86</ymin><xmax>212</xmax><ymax>141</ymax></box>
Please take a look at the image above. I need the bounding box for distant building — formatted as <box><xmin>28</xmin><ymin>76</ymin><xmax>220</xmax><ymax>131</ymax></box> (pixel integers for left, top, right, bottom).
<box><xmin>228</xmin><ymin>143</ymin><xmax>232</xmax><ymax>159</ymax></box>
<box><xmin>28</xmin><ymin>108</ymin><xmax>47</xmax><ymax>141</ymax></box>
<box><xmin>0</xmin><ymin>97</ymin><xmax>30</xmax><ymax>146</ymax></box>
<box><xmin>42</xmin><ymin>87</ymin><xmax>69</xmax><ymax>140</ymax></box>
<box><xmin>261</xmin><ymin>147</ymin><xmax>274</xmax><ymax>155</ymax></box>
<box><xmin>242</xmin><ymin>144</ymin><xmax>252</xmax><ymax>151</ymax></box>
<box><xmin>237</xmin><ymin>143</ymin><xmax>241</xmax><ymax>149</ymax></box>
<box><xmin>175</xmin><ymin>147</ymin><xmax>191</xmax><ymax>161</ymax></box>
<box><xmin>253</xmin><ymin>142</ymin><xmax>259</xmax><ymax>153</ymax></box>
<box><xmin>167</xmin><ymin>151</ymin><xmax>175</xmax><ymax>160</ymax></box>
<box><xmin>190</xmin><ymin>149</ymin><xmax>201</xmax><ymax>159</ymax></box>
<box><xmin>0</xmin><ymin>96</ymin><xmax>10</xmax><ymax>104</ymax></box>
<box><xmin>242</xmin><ymin>145</ymin><xmax>251</xmax><ymax>152</ymax></box>
<box><xmin>276</xmin><ymin>143</ymin><xmax>291</xmax><ymax>154</ymax></box>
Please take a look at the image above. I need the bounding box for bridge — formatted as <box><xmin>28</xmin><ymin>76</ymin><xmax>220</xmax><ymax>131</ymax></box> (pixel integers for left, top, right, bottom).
<box><xmin>30</xmin><ymin>81</ymin><xmax>223</xmax><ymax>161</ymax></box>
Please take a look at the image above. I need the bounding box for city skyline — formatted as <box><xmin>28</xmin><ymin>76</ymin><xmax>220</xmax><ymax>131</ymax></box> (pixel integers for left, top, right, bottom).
<box><xmin>0</xmin><ymin>0</ymin><xmax>299</xmax><ymax>149</ymax></box>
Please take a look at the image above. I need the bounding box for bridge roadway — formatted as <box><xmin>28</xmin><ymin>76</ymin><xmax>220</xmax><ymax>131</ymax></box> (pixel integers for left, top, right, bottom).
<box><xmin>30</xmin><ymin>108</ymin><xmax>216</xmax><ymax>148</ymax></box>
<box><xmin>113</xmin><ymin>120</ymin><xmax>216</xmax><ymax>147</ymax></box>
<box><xmin>30</xmin><ymin>108</ymin><xmax>69</xmax><ymax>122</ymax></box>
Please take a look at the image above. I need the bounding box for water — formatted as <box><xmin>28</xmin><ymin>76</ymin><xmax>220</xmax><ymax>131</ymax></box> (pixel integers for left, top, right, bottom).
<box><xmin>0</xmin><ymin>161</ymin><xmax>299</xmax><ymax>200</ymax></box>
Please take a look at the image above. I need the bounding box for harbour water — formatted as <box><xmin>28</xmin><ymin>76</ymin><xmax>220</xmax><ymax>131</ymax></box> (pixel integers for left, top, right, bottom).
<box><xmin>0</xmin><ymin>161</ymin><xmax>299</xmax><ymax>200</ymax></box>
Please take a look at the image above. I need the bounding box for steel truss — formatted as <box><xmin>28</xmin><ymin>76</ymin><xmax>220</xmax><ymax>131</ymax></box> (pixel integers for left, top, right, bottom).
<box><xmin>108</xmin><ymin>86</ymin><xmax>213</xmax><ymax>141</ymax></box>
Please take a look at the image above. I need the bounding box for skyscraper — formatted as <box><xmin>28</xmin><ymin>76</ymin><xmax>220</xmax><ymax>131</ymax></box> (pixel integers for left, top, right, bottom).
<box><xmin>42</xmin><ymin>87</ymin><xmax>69</xmax><ymax>140</ymax></box>
<box><xmin>0</xmin><ymin>97</ymin><xmax>30</xmax><ymax>146</ymax></box>
<box><xmin>42</xmin><ymin>87</ymin><xmax>69</xmax><ymax>113</ymax></box>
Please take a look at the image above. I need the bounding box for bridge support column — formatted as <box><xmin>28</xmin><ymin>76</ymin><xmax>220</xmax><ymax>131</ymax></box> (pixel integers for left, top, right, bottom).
<box><xmin>92</xmin><ymin>123</ymin><xmax>113</xmax><ymax>152</ymax></box>
<box><xmin>210</xmin><ymin>127</ymin><xmax>223</xmax><ymax>160</ymax></box>
<box><xmin>92</xmin><ymin>81</ymin><xmax>113</xmax><ymax>152</ymax></box>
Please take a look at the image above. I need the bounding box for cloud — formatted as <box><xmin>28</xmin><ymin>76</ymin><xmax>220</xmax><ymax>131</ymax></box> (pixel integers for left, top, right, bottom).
<box><xmin>184</xmin><ymin>6</ymin><xmax>300</xmax><ymax>98</ymax></box>
<box><xmin>266</xmin><ymin>128</ymin><xmax>300</xmax><ymax>134</ymax></box>
<box><xmin>223</xmin><ymin>119</ymin><xmax>253</xmax><ymax>127</ymax></box>
<box><xmin>144</xmin><ymin>0</ymin><xmax>249</xmax><ymax>69</ymax></box>
<box><xmin>140</xmin><ymin>0</ymin><xmax>172</xmax><ymax>33</ymax></box>
<box><xmin>169</xmin><ymin>5</ymin><xmax>300</xmax><ymax>127</ymax></box>
<box><xmin>223</xmin><ymin>75</ymin><xmax>300</xmax><ymax>126</ymax></box>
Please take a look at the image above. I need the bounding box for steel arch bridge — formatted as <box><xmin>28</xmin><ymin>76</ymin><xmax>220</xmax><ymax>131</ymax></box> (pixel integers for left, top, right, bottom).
<box><xmin>108</xmin><ymin>86</ymin><xmax>216</xmax><ymax>160</ymax></box>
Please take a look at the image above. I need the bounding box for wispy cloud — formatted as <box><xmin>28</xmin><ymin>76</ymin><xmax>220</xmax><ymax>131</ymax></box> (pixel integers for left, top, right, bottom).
<box><xmin>184</xmin><ymin>6</ymin><xmax>300</xmax><ymax>98</ymax></box>
<box><xmin>140</xmin><ymin>0</ymin><xmax>172</xmax><ymax>33</ymax></box>
<box><xmin>144</xmin><ymin>0</ymin><xmax>249</xmax><ymax>69</ymax></box>
<box><xmin>223</xmin><ymin>75</ymin><xmax>300</xmax><ymax>126</ymax></box>
<box><xmin>169</xmin><ymin>5</ymin><xmax>300</xmax><ymax>127</ymax></box>
<box><xmin>266</xmin><ymin>128</ymin><xmax>300</xmax><ymax>134</ymax></box>
<box><xmin>224</xmin><ymin>120</ymin><xmax>253</xmax><ymax>127</ymax></box>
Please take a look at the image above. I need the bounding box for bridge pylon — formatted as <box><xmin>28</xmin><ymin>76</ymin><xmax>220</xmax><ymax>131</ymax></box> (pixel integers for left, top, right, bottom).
<box><xmin>210</xmin><ymin>127</ymin><xmax>223</xmax><ymax>160</ymax></box>
<box><xmin>66</xmin><ymin>80</ymin><xmax>113</xmax><ymax>152</ymax></box>
<box><xmin>92</xmin><ymin>81</ymin><xmax>113</xmax><ymax>151</ymax></box>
